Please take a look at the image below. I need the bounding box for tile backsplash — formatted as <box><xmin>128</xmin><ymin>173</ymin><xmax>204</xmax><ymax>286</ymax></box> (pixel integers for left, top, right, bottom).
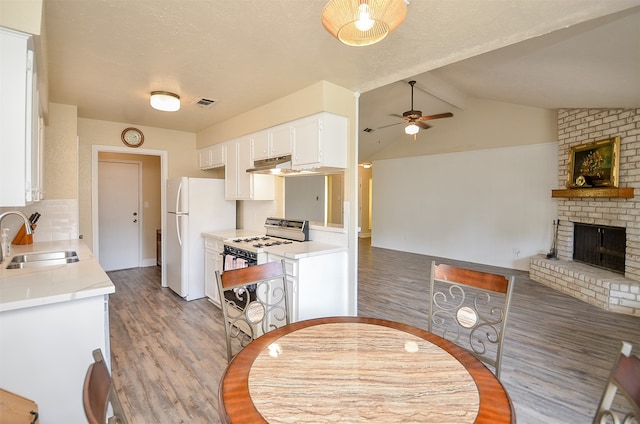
<box><xmin>0</xmin><ymin>199</ymin><xmax>79</xmax><ymax>243</ymax></box>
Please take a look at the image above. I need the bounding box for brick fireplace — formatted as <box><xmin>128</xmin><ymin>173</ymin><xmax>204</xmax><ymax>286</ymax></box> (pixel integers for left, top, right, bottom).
<box><xmin>529</xmin><ymin>108</ymin><xmax>640</xmax><ymax>317</ymax></box>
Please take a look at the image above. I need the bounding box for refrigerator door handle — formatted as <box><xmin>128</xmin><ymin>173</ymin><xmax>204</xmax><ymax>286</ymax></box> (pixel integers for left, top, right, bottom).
<box><xmin>175</xmin><ymin>180</ymin><xmax>184</xmax><ymax>214</ymax></box>
<box><xmin>176</xmin><ymin>213</ymin><xmax>183</xmax><ymax>247</ymax></box>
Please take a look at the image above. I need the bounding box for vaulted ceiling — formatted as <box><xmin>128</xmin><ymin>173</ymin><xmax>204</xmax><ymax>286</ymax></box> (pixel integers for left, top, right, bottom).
<box><xmin>41</xmin><ymin>1</ymin><xmax>640</xmax><ymax>162</ymax></box>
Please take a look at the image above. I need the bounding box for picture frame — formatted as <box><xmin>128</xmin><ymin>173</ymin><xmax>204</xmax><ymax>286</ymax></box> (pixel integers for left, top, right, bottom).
<box><xmin>567</xmin><ymin>136</ymin><xmax>620</xmax><ymax>188</ymax></box>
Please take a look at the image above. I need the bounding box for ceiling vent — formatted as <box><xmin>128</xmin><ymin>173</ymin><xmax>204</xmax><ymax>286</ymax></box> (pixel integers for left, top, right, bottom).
<box><xmin>363</xmin><ymin>127</ymin><xmax>374</xmax><ymax>133</ymax></box>
<box><xmin>194</xmin><ymin>98</ymin><xmax>218</xmax><ymax>109</ymax></box>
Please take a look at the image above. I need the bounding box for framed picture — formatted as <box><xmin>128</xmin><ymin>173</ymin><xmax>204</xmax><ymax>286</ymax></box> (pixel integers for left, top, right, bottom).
<box><xmin>567</xmin><ymin>136</ymin><xmax>620</xmax><ymax>188</ymax></box>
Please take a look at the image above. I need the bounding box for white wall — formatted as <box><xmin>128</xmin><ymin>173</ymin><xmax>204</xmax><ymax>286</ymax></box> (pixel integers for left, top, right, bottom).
<box><xmin>372</xmin><ymin>143</ymin><xmax>558</xmax><ymax>270</ymax></box>
<box><xmin>285</xmin><ymin>176</ymin><xmax>325</xmax><ymax>223</ymax></box>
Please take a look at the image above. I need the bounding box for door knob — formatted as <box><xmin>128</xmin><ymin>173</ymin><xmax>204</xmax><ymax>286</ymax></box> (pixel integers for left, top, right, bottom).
<box><xmin>133</xmin><ymin>212</ymin><xmax>138</xmax><ymax>216</ymax></box>
<box><xmin>133</xmin><ymin>219</ymin><xmax>138</xmax><ymax>223</ymax></box>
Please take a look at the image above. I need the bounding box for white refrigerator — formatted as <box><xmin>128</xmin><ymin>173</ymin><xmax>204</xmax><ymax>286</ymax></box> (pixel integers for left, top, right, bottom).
<box><xmin>166</xmin><ymin>177</ymin><xmax>235</xmax><ymax>300</ymax></box>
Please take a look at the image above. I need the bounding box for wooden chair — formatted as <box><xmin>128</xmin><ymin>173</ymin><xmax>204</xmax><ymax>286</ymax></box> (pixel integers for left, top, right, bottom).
<box><xmin>83</xmin><ymin>348</ymin><xmax>128</xmax><ymax>424</ymax></box>
<box><xmin>593</xmin><ymin>341</ymin><xmax>640</xmax><ymax>424</ymax></box>
<box><xmin>215</xmin><ymin>260</ymin><xmax>290</xmax><ymax>362</ymax></box>
<box><xmin>428</xmin><ymin>261</ymin><xmax>515</xmax><ymax>379</ymax></box>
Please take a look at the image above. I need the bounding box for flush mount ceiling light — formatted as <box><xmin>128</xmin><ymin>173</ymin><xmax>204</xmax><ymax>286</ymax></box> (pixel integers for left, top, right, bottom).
<box><xmin>150</xmin><ymin>91</ymin><xmax>181</xmax><ymax>112</ymax></box>
<box><xmin>321</xmin><ymin>0</ymin><xmax>408</xmax><ymax>47</ymax></box>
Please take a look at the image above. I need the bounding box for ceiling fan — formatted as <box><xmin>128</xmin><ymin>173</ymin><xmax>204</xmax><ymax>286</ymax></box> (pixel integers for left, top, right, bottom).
<box><xmin>378</xmin><ymin>80</ymin><xmax>453</xmax><ymax>140</ymax></box>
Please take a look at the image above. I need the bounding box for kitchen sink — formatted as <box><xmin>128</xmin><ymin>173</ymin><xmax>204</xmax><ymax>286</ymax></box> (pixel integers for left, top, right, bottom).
<box><xmin>6</xmin><ymin>250</ymin><xmax>79</xmax><ymax>269</ymax></box>
<box><xmin>10</xmin><ymin>250</ymin><xmax>78</xmax><ymax>263</ymax></box>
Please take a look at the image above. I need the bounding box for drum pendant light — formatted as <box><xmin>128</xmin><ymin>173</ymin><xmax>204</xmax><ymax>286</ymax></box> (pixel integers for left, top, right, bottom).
<box><xmin>321</xmin><ymin>0</ymin><xmax>408</xmax><ymax>47</ymax></box>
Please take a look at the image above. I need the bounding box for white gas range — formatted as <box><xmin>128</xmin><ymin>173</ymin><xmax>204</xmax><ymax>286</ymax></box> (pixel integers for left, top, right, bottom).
<box><xmin>222</xmin><ymin>218</ymin><xmax>309</xmax><ymax>267</ymax></box>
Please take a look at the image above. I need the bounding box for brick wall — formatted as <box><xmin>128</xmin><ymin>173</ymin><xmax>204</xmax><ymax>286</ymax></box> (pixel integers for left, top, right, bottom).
<box><xmin>556</xmin><ymin>109</ymin><xmax>640</xmax><ymax>279</ymax></box>
<box><xmin>529</xmin><ymin>109</ymin><xmax>640</xmax><ymax>317</ymax></box>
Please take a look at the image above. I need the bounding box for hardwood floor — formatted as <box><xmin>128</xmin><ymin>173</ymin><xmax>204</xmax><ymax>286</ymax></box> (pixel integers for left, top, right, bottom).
<box><xmin>108</xmin><ymin>238</ymin><xmax>640</xmax><ymax>423</ymax></box>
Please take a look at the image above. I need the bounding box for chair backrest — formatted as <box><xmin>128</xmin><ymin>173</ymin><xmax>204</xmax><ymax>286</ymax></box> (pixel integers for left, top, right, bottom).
<box><xmin>215</xmin><ymin>259</ymin><xmax>290</xmax><ymax>362</ymax></box>
<box><xmin>83</xmin><ymin>348</ymin><xmax>128</xmax><ymax>424</ymax></box>
<box><xmin>428</xmin><ymin>261</ymin><xmax>515</xmax><ymax>379</ymax></box>
<box><xmin>593</xmin><ymin>341</ymin><xmax>640</xmax><ymax>424</ymax></box>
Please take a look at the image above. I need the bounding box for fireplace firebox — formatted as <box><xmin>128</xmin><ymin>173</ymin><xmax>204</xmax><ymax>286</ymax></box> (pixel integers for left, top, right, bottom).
<box><xmin>573</xmin><ymin>223</ymin><xmax>625</xmax><ymax>274</ymax></box>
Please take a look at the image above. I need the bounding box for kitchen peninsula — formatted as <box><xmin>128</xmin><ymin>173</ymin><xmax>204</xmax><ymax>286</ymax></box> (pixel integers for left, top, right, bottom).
<box><xmin>0</xmin><ymin>239</ymin><xmax>115</xmax><ymax>423</ymax></box>
<box><xmin>203</xmin><ymin>221</ymin><xmax>351</xmax><ymax>321</ymax></box>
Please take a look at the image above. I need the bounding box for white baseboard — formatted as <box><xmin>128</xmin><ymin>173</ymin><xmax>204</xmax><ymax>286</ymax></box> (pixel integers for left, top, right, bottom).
<box><xmin>141</xmin><ymin>258</ymin><xmax>159</xmax><ymax>268</ymax></box>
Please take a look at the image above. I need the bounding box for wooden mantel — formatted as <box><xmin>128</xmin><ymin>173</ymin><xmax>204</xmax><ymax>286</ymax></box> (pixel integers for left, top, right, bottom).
<box><xmin>551</xmin><ymin>187</ymin><xmax>635</xmax><ymax>199</ymax></box>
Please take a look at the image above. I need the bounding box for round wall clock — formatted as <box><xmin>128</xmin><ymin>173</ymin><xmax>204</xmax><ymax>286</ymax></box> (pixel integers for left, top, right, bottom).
<box><xmin>121</xmin><ymin>127</ymin><xmax>144</xmax><ymax>148</ymax></box>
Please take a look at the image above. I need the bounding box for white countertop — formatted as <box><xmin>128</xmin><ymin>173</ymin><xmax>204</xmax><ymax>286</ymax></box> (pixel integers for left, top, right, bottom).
<box><xmin>264</xmin><ymin>241</ymin><xmax>346</xmax><ymax>260</ymax></box>
<box><xmin>0</xmin><ymin>240</ymin><xmax>114</xmax><ymax>312</ymax></box>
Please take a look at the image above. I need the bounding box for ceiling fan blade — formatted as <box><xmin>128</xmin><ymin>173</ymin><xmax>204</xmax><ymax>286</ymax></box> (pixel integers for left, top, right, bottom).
<box><xmin>416</xmin><ymin>121</ymin><xmax>431</xmax><ymax>130</ymax></box>
<box><xmin>418</xmin><ymin>112</ymin><xmax>454</xmax><ymax>122</ymax></box>
<box><xmin>377</xmin><ymin>121</ymin><xmax>403</xmax><ymax>129</ymax></box>
<box><xmin>389</xmin><ymin>113</ymin><xmax>405</xmax><ymax>119</ymax></box>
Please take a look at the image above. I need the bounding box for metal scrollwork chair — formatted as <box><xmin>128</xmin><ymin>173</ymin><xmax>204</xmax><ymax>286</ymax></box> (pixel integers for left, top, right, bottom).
<box><xmin>83</xmin><ymin>348</ymin><xmax>128</xmax><ymax>424</ymax></box>
<box><xmin>215</xmin><ymin>260</ymin><xmax>290</xmax><ymax>363</ymax></box>
<box><xmin>593</xmin><ymin>341</ymin><xmax>640</xmax><ymax>424</ymax></box>
<box><xmin>428</xmin><ymin>261</ymin><xmax>515</xmax><ymax>379</ymax></box>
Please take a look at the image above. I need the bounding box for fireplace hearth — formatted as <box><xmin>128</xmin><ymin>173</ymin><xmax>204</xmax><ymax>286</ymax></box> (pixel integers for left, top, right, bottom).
<box><xmin>573</xmin><ymin>223</ymin><xmax>625</xmax><ymax>274</ymax></box>
<box><xmin>530</xmin><ymin>108</ymin><xmax>640</xmax><ymax>317</ymax></box>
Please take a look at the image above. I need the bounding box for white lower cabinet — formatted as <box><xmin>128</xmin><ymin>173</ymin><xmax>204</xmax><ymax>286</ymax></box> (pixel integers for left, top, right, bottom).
<box><xmin>0</xmin><ymin>295</ymin><xmax>110</xmax><ymax>423</ymax></box>
<box><xmin>267</xmin><ymin>250</ymin><xmax>348</xmax><ymax>322</ymax></box>
<box><xmin>204</xmin><ymin>236</ymin><xmax>225</xmax><ymax>307</ymax></box>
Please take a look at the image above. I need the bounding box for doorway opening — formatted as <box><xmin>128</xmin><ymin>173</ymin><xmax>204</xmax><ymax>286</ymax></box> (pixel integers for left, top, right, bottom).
<box><xmin>92</xmin><ymin>145</ymin><xmax>168</xmax><ymax>285</ymax></box>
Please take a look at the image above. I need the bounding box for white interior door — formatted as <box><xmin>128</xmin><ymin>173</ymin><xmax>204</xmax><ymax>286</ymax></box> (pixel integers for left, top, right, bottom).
<box><xmin>98</xmin><ymin>160</ymin><xmax>141</xmax><ymax>271</ymax></box>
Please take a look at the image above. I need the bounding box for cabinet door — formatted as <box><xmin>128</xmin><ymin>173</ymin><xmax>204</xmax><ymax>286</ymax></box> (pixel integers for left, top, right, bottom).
<box><xmin>25</xmin><ymin>50</ymin><xmax>41</xmax><ymax>202</ymax></box>
<box><xmin>224</xmin><ymin>142</ymin><xmax>238</xmax><ymax>199</ymax></box>
<box><xmin>198</xmin><ymin>147</ymin><xmax>211</xmax><ymax>169</ymax></box>
<box><xmin>252</xmin><ymin>130</ymin><xmax>271</xmax><ymax>161</ymax></box>
<box><xmin>270</xmin><ymin>125</ymin><xmax>292</xmax><ymax>157</ymax></box>
<box><xmin>236</xmin><ymin>138</ymin><xmax>253</xmax><ymax>199</ymax></box>
<box><xmin>0</xmin><ymin>28</ymin><xmax>30</xmax><ymax>206</ymax></box>
<box><xmin>210</xmin><ymin>143</ymin><xmax>225</xmax><ymax>167</ymax></box>
<box><xmin>204</xmin><ymin>248</ymin><xmax>218</xmax><ymax>304</ymax></box>
<box><xmin>292</xmin><ymin>116</ymin><xmax>322</xmax><ymax>168</ymax></box>
<box><xmin>200</xmin><ymin>145</ymin><xmax>226</xmax><ymax>169</ymax></box>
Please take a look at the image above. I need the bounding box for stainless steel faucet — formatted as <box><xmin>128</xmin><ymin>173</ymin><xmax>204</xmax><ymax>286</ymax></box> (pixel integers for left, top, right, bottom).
<box><xmin>0</xmin><ymin>211</ymin><xmax>33</xmax><ymax>263</ymax></box>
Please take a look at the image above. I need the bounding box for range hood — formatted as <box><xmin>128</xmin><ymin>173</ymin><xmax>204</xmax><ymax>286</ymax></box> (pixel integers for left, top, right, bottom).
<box><xmin>247</xmin><ymin>154</ymin><xmax>344</xmax><ymax>176</ymax></box>
<box><xmin>246</xmin><ymin>155</ymin><xmax>300</xmax><ymax>175</ymax></box>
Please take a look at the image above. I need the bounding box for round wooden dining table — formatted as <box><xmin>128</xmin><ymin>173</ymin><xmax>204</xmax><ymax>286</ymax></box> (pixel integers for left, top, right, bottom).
<box><xmin>218</xmin><ymin>316</ymin><xmax>515</xmax><ymax>423</ymax></box>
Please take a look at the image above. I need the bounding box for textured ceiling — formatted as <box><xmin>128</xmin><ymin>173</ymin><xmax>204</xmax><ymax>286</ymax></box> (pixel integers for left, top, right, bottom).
<box><xmin>41</xmin><ymin>0</ymin><xmax>640</xmax><ymax>162</ymax></box>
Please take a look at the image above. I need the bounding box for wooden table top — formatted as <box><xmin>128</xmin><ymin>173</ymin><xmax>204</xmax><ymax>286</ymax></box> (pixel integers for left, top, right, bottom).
<box><xmin>219</xmin><ymin>317</ymin><xmax>515</xmax><ymax>423</ymax></box>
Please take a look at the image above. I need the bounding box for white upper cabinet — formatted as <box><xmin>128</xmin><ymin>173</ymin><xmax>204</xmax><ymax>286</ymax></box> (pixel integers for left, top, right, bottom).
<box><xmin>251</xmin><ymin>130</ymin><xmax>271</xmax><ymax>161</ymax></box>
<box><xmin>225</xmin><ymin>138</ymin><xmax>275</xmax><ymax>200</ymax></box>
<box><xmin>0</xmin><ymin>27</ymin><xmax>42</xmax><ymax>206</ymax></box>
<box><xmin>292</xmin><ymin>112</ymin><xmax>347</xmax><ymax>170</ymax></box>
<box><xmin>251</xmin><ymin>125</ymin><xmax>293</xmax><ymax>161</ymax></box>
<box><xmin>198</xmin><ymin>143</ymin><xmax>225</xmax><ymax>169</ymax></box>
<box><xmin>270</xmin><ymin>125</ymin><xmax>293</xmax><ymax>158</ymax></box>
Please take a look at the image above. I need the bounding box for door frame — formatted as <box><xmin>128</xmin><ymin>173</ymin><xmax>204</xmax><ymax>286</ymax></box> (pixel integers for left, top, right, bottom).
<box><xmin>97</xmin><ymin>158</ymin><xmax>143</xmax><ymax>270</ymax></box>
<box><xmin>91</xmin><ymin>145</ymin><xmax>168</xmax><ymax>286</ymax></box>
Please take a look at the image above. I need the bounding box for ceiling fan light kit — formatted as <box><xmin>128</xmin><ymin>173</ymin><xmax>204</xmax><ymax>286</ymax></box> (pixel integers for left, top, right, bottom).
<box><xmin>321</xmin><ymin>0</ymin><xmax>408</xmax><ymax>47</ymax></box>
<box><xmin>150</xmin><ymin>91</ymin><xmax>181</xmax><ymax>112</ymax></box>
<box><xmin>404</xmin><ymin>123</ymin><xmax>419</xmax><ymax>135</ymax></box>
<box><xmin>377</xmin><ymin>80</ymin><xmax>453</xmax><ymax>140</ymax></box>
